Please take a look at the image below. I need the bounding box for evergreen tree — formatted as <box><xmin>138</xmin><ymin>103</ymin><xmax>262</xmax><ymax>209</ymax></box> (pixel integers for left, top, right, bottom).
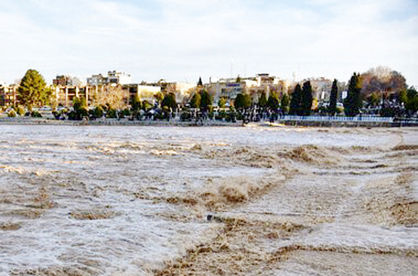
<box><xmin>258</xmin><ymin>92</ymin><xmax>267</xmax><ymax>108</ymax></box>
<box><xmin>289</xmin><ymin>84</ymin><xmax>302</xmax><ymax>115</ymax></box>
<box><xmin>161</xmin><ymin>93</ymin><xmax>177</xmax><ymax>111</ymax></box>
<box><xmin>236</xmin><ymin>75</ymin><xmax>241</xmax><ymax>83</ymax></box>
<box><xmin>190</xmin><ymin>92</ymin><xmax>201</xmax><ymax>108</ymax></box>
<box><xmin>267</xmin><ymin>92</ymin><xmax>280</xmax><ymax>110</ymax></box>
<box><xmin>131</xmin><ymin>95</ymin><xmax>142</xmax><ymax>114</ymax></box>
<box><xmin>200</xmin><ymin>90</ymin><xmax>212</xmax><ymax>110</ymax></box>
<box><xmin>301</xmin><ymin>81</ymin><xmax>313</xmax><ymax>116</ymax></box>
<box><xmin>281</xmin><ymin>93</ymin><xmax>290</xmax><ymax>113</ymax></box>
<box><xmin>18</xmin><ymin>69</ymin><xmax>48</xmax><ymax>109</ymax></box>
<box><xmin>344</xmin><ymin>73</ymin><xmax>363</xmax><ymax>116</ymax></box>
<box><xmin>197</xmin><ymin>77</ymin><xmax>203</xmax><ymax>87</ymax></box>
<box><xmin>329</xmin><ymin>79</ymin><xmax>338</xmax><ymax>115</ymax></box>
<box><xmin>234</xmin><ymin>94</ymin><xmax>244</xmax><ymax>110</ymax></box>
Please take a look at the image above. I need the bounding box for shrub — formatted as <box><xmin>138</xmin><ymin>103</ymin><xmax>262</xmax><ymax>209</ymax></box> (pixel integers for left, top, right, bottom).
<box><xmin>92</xmin><ymin>106</ymin><xmax>104</xmax><ymax>119</ymax></box>
<box><xmin>31</xmin><ymin>111</ymin><xmax>42</xmax><ymax>118</ymax></box>
<box><xmin>67</xmin><ymin>111</ymin><xmax>77</xmax><ymax>120</ymax></box>
<box><xmin>180</xmin><ymin>112</ymin><xmax>192</xmax><ymax>121</ymax></box>
<box><xmin>16</xmin><ymin>106</ymin><xmax>25</xmax><ymax>116</ymax></box>
<box><xmin>8</xmin><ymin>109</ymin><xmax>17</xmax><ymax>117</ymax></box>
<box><xmin>208</xmin><ymin>111</ymin><xmax>214</xmax><ymax>120</ymax></box>
<box><xmin>106</xmin><ymin>108</ymin><xmax>117</xmax><ymax>118</ymax></box>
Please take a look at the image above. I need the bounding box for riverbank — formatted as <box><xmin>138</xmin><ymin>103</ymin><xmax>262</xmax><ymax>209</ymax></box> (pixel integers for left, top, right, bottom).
<box><xmin>1</xmin><ymin>117</ymin><xmax>418</xmax><ymax>127</ymax></box>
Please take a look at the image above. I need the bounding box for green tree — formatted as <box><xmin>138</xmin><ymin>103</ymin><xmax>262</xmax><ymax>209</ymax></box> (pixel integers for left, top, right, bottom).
<box><xmin>161</xmin><ymin>93</ymin><xmax>177</xmax><ymax>111</ymax></box>
<box><xmin>234</xmin><ymin>93</ymin><xmax>251</xmax><ymax>110</ymax></box>
<box><xmin>289</xmin><ymin>84</ymin><xmax>302</xmax><ymax>115</ymax></box>
<box><xmin>405</xmin><ymin>86</ymin><xmax>418</xmax><ymax>114</ymax></box>
<box><xmin>398</xmin><ymin>89</ymin><xmax>408</xmax><ymax>104</ymax></box>
<box><xmin>281</xmin><ymin>93</ymin><xmax>290</xmax><ymax>113</ymax></box>
<box><xmin>329</xmin><ymin>79</ymin><xmax>338</xmax><ymax>115</ymax></box>
<box><xmin>93</xmin><ymin>105</ymin><xmax>104</xmax><ymax>118</ymax></box>
<box><xmin>258</xmin><ymin>92</ymin><xmax>267</xmax><ymax>108</ymax></box>
<box><xmin>200</xmin><ymin>90</ymin><xmax>212</xmax><ymax>110</ymax></box>
<box><xmin>218</xmin><ymin>97</ymin><xmax>227</xmax><ymax>108</ymax></box>
<box><xmin>344</xmin><ymin>73</ymin><xmax>363</xmax><ymax>116</ymax></box>
<box><xmin>301</xmin><ymin>81</ymin><xmax>313</xmax><ymax>116</ymax></box>
<box><xmin>190</xmin><ymin>92</ymin><xmax>201</xmax><ymax>108</ymax></box>
<box><xmin>267</xmin><ymin>92</ymin><xmax>280</xmax><ymax>110</ymax></box>
<box><xmin>131</xmin><ymin>94</ymin><xmax>141</xmax><ymax>118</ymax></box>
<box><xmin>236</xmin><ymin>75</ymin><xmax>241</xmax><ymax>83</ymax></box>
<box><xmin>18</xmin><ymin>69</ymin><xmax>48</xmax><ymax>109</ymax></box>
<box><xmin>197</xmin><ymin>77</ymin><xmax>203</xmax><ymax>87</ymax></box>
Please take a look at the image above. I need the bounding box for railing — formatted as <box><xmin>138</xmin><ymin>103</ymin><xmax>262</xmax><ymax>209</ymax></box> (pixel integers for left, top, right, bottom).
<box><xmin>280</xmin><ymin>115</ymin><xmax>394</xmax><ymax>123</ymax></box>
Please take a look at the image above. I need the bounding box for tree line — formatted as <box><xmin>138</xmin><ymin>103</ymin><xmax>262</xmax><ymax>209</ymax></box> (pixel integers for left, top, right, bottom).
<box><xmin>4</xmin><ymin>69</ymin><xmax>418</xmax><ymax>119</ymax></box>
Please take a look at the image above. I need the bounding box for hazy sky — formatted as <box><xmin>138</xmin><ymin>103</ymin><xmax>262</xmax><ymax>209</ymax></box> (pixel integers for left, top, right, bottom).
<box><xmin>0</xmin><ymin>0</ymin><xmax>417</xmax><ymax>85</ymax></box>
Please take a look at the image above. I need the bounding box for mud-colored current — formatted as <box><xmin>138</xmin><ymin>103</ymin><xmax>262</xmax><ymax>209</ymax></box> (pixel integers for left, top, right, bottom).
<box><xmin>0</xmin><ymin>125</ymin><xmax>417</xmax><ymax>275</ymax></box>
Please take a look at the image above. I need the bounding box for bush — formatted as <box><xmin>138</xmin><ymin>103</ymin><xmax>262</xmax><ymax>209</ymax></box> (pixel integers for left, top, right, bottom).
<box><xmin>180</xmin><ymin>112</ymin><xmax>192</xmax><ymax>121</ymax></box>
<box><xmin>106</xmin><ymin>108</ymin><xmax>117</xmax><ymax>118</ymax></box>
<box><xmin>226</xmin><ymin>111</ymin><xmax>237</xmax><ymax>122</ymax></box>
<box><xmin>215</xmin><ymin>111</ymin><xmax>227</xmax><ymax>120</ymax></box>
<box><xmin>67</xmin><ymin>111</ymin><xmax>77</xmax><ymax>120</ymax></box>
<box><xmin>208</xmin><ymin>111</ymin><xmax>214</xmax><ymax>120</ymax></box>
<box><xmin>8</xmin><ymin>109</ymin><xmax>17</xmax><ymax>117</ymax></box>
<box><xmin>92</xmin><ymin>106</ymin><xmax>104</xmax><ymax>119</ymax></box>
<box><xmin>122</xmin><ymin>108</ymin><xmax>131</xmax><ymax>117</ymax></box>
<box><xmin>16</xmin><ymin>106</ymin><xmax>25</xmax><ymax>116</ymax></box>
<box><xmin>31</xmin><ymin>111</ymin><xmax>42</xmax><ymax>118</ymax></box>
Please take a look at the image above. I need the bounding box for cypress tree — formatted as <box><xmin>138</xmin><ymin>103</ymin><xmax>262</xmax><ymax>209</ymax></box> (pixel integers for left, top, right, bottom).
<box><xmin>329</xmin><ymin>79</ymin><xmax>338</xmax><ymax>116</ymax></box>
<box><xmin>190</xmin><ymin>92</ymin><xmax>201</xmax><ymax>108</ymax></box>
<box><xmin>281</xmin><ymin>93</ymin><xmax>290</xmax><ymax>114</ymax></box>
<box><xmin>258</xmin><ymin>92</ymin><xmax>267</xmax><ymax>108</ymax></box>
<box><xmin>234</xmin><ymin>93</ymin><xmax>245</xmax><ymax>110</ymax></box>
<box><xmin>267</xmin><ymin>92</ymin><xmax>280</xmax><ymax>110</ymax></box>
<box><xmin>289</xmin><ymin>84</ymin><xmax>302</xmax><ymax>115</ymax></box>
<box><xmin>344</xmin><ymin>73</ymin><xmax>362</xmax><ymax>116</ymax></box>
<box><xmin>161</xmin><ymin>93</ymin><xmax>177</xmax><ymax>111</ymax></box>
<box><xmin>197</xmin><ymin>77</ymin><xmax>203</xmax><ymax>87</ymax></box>
<box><xmin>301</xmin><ymin>81</ymin><xmax>313</xmax><ymax>116</ymax></box>
<box><xmin>200</xmin><ymin>90</ymin><xmax>212</xmax><ymax>111</ymax></box>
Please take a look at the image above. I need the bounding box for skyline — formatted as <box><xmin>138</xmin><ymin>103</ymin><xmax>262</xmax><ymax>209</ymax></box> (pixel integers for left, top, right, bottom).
<box><xmin>0</xmin><ymin>0</ymin><xmax>417</xmax><ymax>85</ymax></box>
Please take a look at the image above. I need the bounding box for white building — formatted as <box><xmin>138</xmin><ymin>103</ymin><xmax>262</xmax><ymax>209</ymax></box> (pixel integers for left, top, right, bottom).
<box><xmin>107</xmin><ymin>71</ymin><xmax>132</xmax><ymax>85</ymax></box>
<box><xmin>87</xmin><ymin>71</ymin><xmax>132</xmax><ymax>86</ymax></box>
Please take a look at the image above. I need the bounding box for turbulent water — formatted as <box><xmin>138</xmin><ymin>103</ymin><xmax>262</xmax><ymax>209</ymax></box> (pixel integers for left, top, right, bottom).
<box><xmin>0</xmin><ymin>125</ymin><xmax>417</xmax><ymax>275</ymax></box>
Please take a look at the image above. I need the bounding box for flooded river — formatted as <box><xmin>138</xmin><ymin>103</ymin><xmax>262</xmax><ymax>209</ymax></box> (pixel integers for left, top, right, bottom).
<box><xmin>0</xmin><ymin>125</ymin><xmax>417</xmax><ymax>275</ymax></box>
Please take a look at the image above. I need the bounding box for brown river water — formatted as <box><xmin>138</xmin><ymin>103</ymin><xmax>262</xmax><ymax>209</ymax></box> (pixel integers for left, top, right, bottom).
<box><xmin>0</xmin><ymin>125</ymin><xmax>417</xmax><ymax>275</ymax></box>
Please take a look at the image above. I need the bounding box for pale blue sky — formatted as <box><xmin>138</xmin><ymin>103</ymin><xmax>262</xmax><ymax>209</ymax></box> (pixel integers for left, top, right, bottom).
<box><xmin>0</xmin><ymin>0</ymin><xmax>417</xmax><ymax>85</ymax></box>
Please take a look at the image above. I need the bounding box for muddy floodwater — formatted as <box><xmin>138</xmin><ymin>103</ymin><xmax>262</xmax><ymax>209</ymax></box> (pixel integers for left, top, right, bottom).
<box><xmin>0</xmin><ymin>125</ymin><xmax>417</xmax><ymax>275</ymax></box>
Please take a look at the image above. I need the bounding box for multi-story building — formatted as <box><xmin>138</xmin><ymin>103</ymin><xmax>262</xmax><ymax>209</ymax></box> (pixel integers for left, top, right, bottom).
<box><xmin>107</xmin><ymin>71</ymin><xmax>131</xmax><ymax>85</ymax></box>
<box><xmin>87</xmin><ymin>74</ymin><xmax>108</xmax><ymax>86</ymax></box>
<box><xmin>53</xmin><ymin>75</ymin><xmax>82</xmax><ymax>86</ymax></box>
<box><xmin>87</xmin><ymin>71</ymin><xmax>132</xmax><ymax>86</ymax></box>
<box><xmin>0</xmin><ymin>84</ymin><xmax>18</xmax><ymax>106</ymax></box>
<box><xmin>207</xmin><ymin>74</ymin><xmax>290</xmax><ymax>105</ymax></box>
